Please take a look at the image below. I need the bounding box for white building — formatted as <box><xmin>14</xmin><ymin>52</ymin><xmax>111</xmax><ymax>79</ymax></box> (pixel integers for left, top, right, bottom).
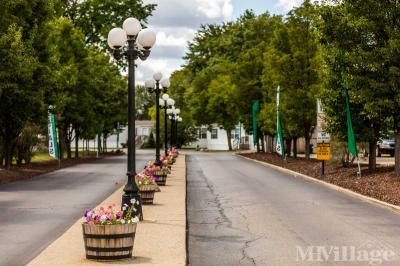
<box><xmin>79</xmin><ymin>120</ymin><xmax>154</xmax><ymax>150</ymax></box>
<box><xmin>185</xmin><ymin>124</ymin><xmax>255</xmax><ymax>151</ymax></box>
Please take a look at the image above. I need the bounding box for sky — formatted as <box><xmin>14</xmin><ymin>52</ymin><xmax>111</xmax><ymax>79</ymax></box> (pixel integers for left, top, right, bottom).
<box><xmin>137</xmin><ymin>0</ymin><xmax>304</xmax><ymax>84</ymax></box>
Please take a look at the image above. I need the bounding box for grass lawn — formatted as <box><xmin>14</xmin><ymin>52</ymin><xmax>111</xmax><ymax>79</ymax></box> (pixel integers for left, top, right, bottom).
<box><xmin>31</xmin><ymin>149</ymin><xmax>99</xmax><ymax>163</ymax></box>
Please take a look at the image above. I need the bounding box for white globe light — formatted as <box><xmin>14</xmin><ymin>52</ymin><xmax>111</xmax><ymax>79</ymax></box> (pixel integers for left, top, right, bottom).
<box><xmin>175</xmin><ymin>108</ymin><xmax>181</xmax><ymax>114</ymax></box>
<box><xmin>159</xmin><ymin>98</ymin><xmax>165</xmax><ymax>106</ymax></box>
<box><xmin>178</xmin><ymin>117</ymin><xmax>183</xmax><ymax>122</ymax></box>
<box><xmin>162</xmin><ymin>93</ymin><xmax>169</xmax><ymax>100</ymax></box>
<box><xmin>123</xmin><ymin>18</ymin><xmax>142</xmax><ymax>36</ymax></box>
<box><xmin>169</xmin><ymin>115</ymin><xmax>172</xmax><ymax>119</ymax></box>
<box><xmin>137</xmin><ymin>42</ymin><xmax>145</xmax><ymax>51</ymax></box>
<box><xmin>153</xmin><ymin>72</ymin><xmax>163</xmax><ymax>81</ymax></box>
<box><xmin>107</xmin><ymin>28</ymin><xmax>127</xmax><ymax>49</ymax></box>
<box><xmin>161</xmin><ymin>78</ymin><xmax>170</xmax><ymax>88</ymax></box>
<box><xmin>167</xmin><ymin>98</ymin><xmax>174</xmax><ymax>106</ymax></box>
<box><xmin>167</xmin><ymin>109</ymin><xmax>173</xmax><ymax>114</ymax></box>
<box><xmin>145</xmin><ymin>79</ymin><xmax>155</xmax><ymax>89</ymax></box>
<box><xmin>137</xmin><ymin>28</ymin><xmax>156</xmax><ymax>49</ymax></box>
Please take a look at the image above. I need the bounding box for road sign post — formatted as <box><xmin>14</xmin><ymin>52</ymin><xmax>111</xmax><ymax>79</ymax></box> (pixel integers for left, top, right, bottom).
<box><xmin>317</xmin><ymin>142</ymin><xmax>331</xmax><ymax>175</ymax></box>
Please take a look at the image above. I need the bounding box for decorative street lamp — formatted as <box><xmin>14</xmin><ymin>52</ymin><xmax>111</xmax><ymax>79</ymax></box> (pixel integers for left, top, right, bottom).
<box><xmin>175</xmin><ymin>114</ymin><xmax>182</xmax><ymax>147</ymax></box>
<box><xmin>107</xmin><ymin>17</ymin><xmax>156</xmax><ymax>219</ymax></box>
<box><xmin>169</xmin><ymin>108</ymin><xmax>181</xmax><ymax>148</ymax></box>
<box><xmin>168</xmin><ymin>107</ymin><xmax>176</xmax><ymax>149</ymax></box>
<box><xmin>160</xmin><ymin>94</ymin><xmax>175</xmax><ymax>156</ymax></box>
<box><xmin>145</xmin><ymin>75</ymin><xmax>170</xmax><ymax>165</ymax></box>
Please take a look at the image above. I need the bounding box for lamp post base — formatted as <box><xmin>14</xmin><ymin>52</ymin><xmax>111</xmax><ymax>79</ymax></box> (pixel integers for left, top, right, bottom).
<box><xmin>122</xmin><ymin>193</ymin><xmax>143</xmax><ymax>221</ymax></box>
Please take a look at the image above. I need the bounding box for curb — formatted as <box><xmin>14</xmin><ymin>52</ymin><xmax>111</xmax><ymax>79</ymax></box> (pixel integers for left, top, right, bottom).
<box><xmin>235</xmin><ymin>153</ymin><xmax>400</xmax><ymax>214</ymax></box>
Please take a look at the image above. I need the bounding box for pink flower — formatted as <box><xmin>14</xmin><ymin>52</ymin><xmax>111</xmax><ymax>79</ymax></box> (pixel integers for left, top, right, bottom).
<box><xmin>88</xmin><ymin>221</ymin><xmax>95</xmax><ymax>225</ymax></box>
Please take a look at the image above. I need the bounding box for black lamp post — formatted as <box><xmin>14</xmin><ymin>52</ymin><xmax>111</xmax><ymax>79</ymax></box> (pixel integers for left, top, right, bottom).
<box><xmin>169</xmin><ymin>111</ymin><xmax>175</xmax><ymax>149</ymax></box>
<box><xmin>145</xmin><ymin>75</ymin><xmax>170</xmax><ymax>165</ymax></box>
<box><xmin>175</xmin><ymin>115</ymin><xmax>182</xmax><ymax>147</ymax></box>
<box><xmin>168</xmin><ymin>108</ymin><xmax>180</xmax><ymax>148</ymax></box>
<box><xmin>107</xmin><ymin>18</ymin><xmax>156</xmax><ymax>219</ymax></box>
<box><xmin>160</xmin><ymin>95</ymin><xmax>175</xmax><ymax>156</ymax></box>
<box><xmin>174</xmin><ymin>109</ymin><xmax>181</xmax><ymax>147</ymax></box>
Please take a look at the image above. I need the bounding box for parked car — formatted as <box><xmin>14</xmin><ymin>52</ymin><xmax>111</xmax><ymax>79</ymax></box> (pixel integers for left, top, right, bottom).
<box><xmin>377</xmin><ymin>139</ymin><xmax>395</xmax><ymax>157</ymax></box>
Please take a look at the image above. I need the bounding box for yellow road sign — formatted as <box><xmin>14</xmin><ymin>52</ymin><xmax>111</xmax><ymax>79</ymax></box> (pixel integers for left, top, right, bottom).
<box><xmin>317</xmin><ymin>143</ymin><xmax>331</xmax><ymax>161</ymax></box>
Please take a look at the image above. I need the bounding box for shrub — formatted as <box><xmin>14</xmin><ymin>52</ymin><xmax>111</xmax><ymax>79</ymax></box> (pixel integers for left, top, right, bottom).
<box><xmin>15</xmin><ymin>124</ymin><xmax>40</xmax><ymax>164</ymax></box>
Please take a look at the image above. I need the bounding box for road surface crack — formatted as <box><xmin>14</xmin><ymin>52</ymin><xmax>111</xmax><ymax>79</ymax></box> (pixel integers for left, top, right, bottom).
<box><xmin>239</xmin><ymin>234</ymin><xmax>266</xmax><ymax>266</ymax></box>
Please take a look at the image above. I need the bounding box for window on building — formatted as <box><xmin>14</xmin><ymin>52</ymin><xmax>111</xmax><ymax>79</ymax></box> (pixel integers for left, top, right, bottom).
<box><xmin>142</xmin><ymin>127</ymin><xmax>149</xmax><ymax>135</ymax></box>
<box><xmin>211</xmin><ymin>128</ymin><xmax>218</xmax><ymax>139</ymax></box>
<box><xmin>231</xmin><ymin>128</ymin><xmax>240</xmax><ymax>140</ymax></box>
<box><xmin>198</xmin><ymin>128</ymin><xmax>207</xmax><ymax>139</ymax></box>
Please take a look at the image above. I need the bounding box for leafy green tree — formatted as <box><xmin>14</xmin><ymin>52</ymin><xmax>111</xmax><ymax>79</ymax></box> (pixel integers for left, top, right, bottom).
<box><xmin>62</xmin><ymin>0</ymin><xmax>155</xmax><ymax>47</ymax></box>
<box><xmin>319</xmin><ymin>0</ymin><xmax>399</xmax><ymax>171</ymax></box>
<box><xmin>0</xmin><ymin>0</ymin><xmax>56</xmax><ymax>168</ymax></box>
<box><xmin>0</xmin><ymin>25</ymin><xmax>40</xmax><ymax>168</ymax></box>
<box><xmin>136</xmin><ymin>85</ymin><xmax>153</xmax><ymax>120</ymax></box>
<box><xmin>262</xmin><ymin>1</ymin><xmax>323</xmax><ymax>159</ymax></box>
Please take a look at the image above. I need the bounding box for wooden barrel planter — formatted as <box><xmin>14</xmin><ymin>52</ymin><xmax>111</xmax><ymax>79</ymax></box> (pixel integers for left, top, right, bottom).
<box><xmin>148</xmin><ymin>170</ymin><xmax>168</xmax><ymax>186</ymax></box>
<box><xmin>82</xmin><ymin>223</ymin><xmax>137</xmax><ymax>261</ymax></box>
<box><xmin>151</xmin><ymin>170</ymin><xmax>168</xmax><ymax>186</ymax></box>
<box><xmin>155</xmin><ymin>174</ymin><xmax>167</xmax><ymax>186</ymax></box>
<box><xmin>138</xmin><ymin>184</ymin><xmax>158</xmax><ymax>205</ymax></box>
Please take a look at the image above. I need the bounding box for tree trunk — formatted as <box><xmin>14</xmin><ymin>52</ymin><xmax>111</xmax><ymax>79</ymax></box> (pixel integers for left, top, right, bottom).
<box><xmin>368</xmin><ymin>141</ymin><xmax>376</xmax><ymax>172</ymax></box>
<box><xmin>103</xmin><ymin>136</ymin><xmax>108</xmax><ymax>153</ymax></box>
<box><xmin>305</xmin><ymin>136</ymin><xmax>311</xmax><ymax>160</ymax></box>
<box><xmin>58</xmin><ymin>126</ymin><xmax>65</xmax><ymax>160</ymax></box>
<box><xmin>269</xmin><ymin>136</ymin><xmax>274</xmax><ymax>153</ymax></box>
<box><xmin>4</xmin><ymin>138</ymin><xmax>16</xmax><ymax>169</ymax></box>
<box><xmin>227</xmin><ymin>130</ymin><xmax>233</xmax><ymax>151</ymax></box>
<box><xmin>261</xmin><ymin>132</ymin><xmax>265</xmax><ymax>153</ymax></box>
<box><xmin>0</xmin><ymin>146</ymin><xmax>4</xmax><ymax>167</ymax></box>
<box><xmin>66</xmin><ymin>141</ymin><xmax>71</xmax><ymax>159</ymax></box>
<box><xmin>395</xmin><ymin>128</ymin><xmax>400</xmax><ymax>178</ymax></box>
<box><xmin>285</xmin><ymin>139</ymin><xmax>292</xmax><ymax>157</ymax></box>
<box><xmin>64</xmin><ymin>125</ymin><xmax>72</xmax><ymax>159</ymax></box>
<box><xmin>293</xmin><ymin>137</ymin><xmax>298</xmax><ymax>158</ymax></box>
<box><xmin>75</xmin><ymin>127</ymin><xmax>79</xmax><ymax>159</ymax></box>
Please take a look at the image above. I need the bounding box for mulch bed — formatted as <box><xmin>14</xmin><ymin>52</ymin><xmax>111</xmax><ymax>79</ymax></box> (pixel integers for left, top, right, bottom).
<box><xmin>240</xmin><ymin>153</ymin><xmax>400</xmax><ymax>206</ymax></box>
<box><xmin>0</xmin><ymin>151</ymin><xmax>124</xmax><ymax>185</ymax></box>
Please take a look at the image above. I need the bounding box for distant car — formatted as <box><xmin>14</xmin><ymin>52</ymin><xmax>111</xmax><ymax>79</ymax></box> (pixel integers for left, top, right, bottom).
<box><xmin>377</xmin><ymin>139</ymin><xmax>395</xmax><ymax>157</ymax></box>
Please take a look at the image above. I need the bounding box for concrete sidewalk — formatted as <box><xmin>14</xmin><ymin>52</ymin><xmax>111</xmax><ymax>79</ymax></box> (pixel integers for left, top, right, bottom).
<box><xmin>29</xmin><ymin>155</ymin><xmax>186</xmax><ymax>266</ymax></box>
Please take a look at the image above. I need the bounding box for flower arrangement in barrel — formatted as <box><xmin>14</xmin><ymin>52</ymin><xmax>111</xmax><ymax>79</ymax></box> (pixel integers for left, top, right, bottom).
<box><xmin>145</xmin><ymin>160</ymin><xmax>170</xmax><ymax>175</ymax></box>
<box><xmin>135</xmin><ymin>170</ymin><xmax>160</xmax><ymax>192</ymax></box>
<box><xmin>83</xmin><ymin>199</ymin><xmax>140</xmax><ymax>225</ymax></box>
<box><xmin>170</xmin><ymin>147</ymin><xmax>179</xmax><ymax>158</ymax></box>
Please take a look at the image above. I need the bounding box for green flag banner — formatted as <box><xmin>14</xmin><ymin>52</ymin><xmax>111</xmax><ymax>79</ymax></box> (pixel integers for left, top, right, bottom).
<box><xmin>252</xmin><ymin>100</ymin><xmax>260</xmax><ymax>146</ymax></box>
<box><xmin>344</xmin><ymin>79</ymin><xmax>358</xmax><ymax>157</ymax></box>
<box><xmin>339</xmin><ymin>49</ymin><xmax>358</xmax><ymax>158</ymax></box>
<box><xmin>48</xmin><ymin>106</ymin><xmax>59</xmax><ymax>159</ymax></box>
<box><xmin>276</xmin><ymin>86</ymin><xmax>285</xmax><ymax>158</ymax></box>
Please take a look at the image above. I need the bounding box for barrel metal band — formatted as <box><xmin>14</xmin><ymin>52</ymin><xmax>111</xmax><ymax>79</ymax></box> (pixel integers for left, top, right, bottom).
<box><xmin>86</xmin><ymin>254</ymin><xmax>132</xmax><ymax>260</ymax></box>
<box><xmin>83</xmin><ymin>232</ymin><xmax>135</xmax><ymax>239</ymax></box>
<box><xmin>86</xmin><ymin>246</ymin><xmax>133</xmax><ymax>252</ymax></box>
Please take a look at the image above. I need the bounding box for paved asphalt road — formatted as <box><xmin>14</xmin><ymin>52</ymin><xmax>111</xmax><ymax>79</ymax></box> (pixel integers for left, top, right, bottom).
<box><xmin>187</xmin><ymin>152</ymin><xmax>400</xmax><ymax>266</ymax></box>
<box><xmin>0</xmin><ymin>150</ymin><xmax>153</xmax><ymax>266</ymax></box>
